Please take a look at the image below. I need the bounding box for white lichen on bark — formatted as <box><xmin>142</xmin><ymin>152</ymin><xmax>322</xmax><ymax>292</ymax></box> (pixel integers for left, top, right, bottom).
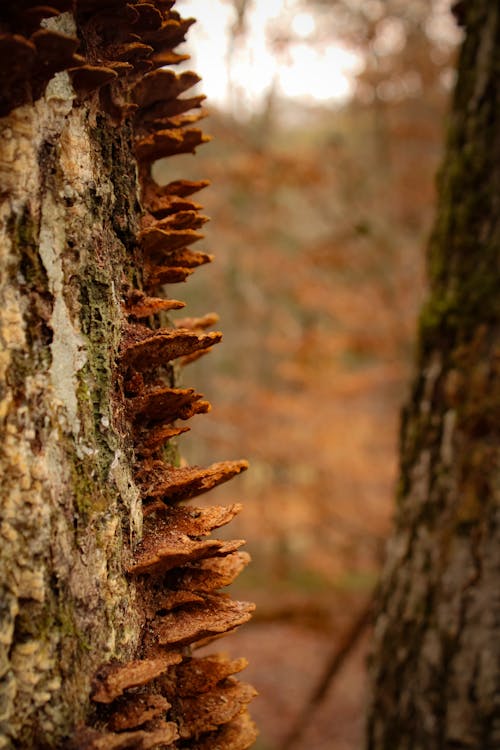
<box><xmin>39</xmin><ymin>190</ymin><xmax>87</xmax><ymax>436</ymax></box>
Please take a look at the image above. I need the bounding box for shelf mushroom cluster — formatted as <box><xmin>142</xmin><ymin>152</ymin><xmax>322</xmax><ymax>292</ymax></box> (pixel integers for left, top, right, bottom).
<box><xmin>1</xmin><ymin>1</ymin><xmax>257</xmax><ymax>748</ymax></box>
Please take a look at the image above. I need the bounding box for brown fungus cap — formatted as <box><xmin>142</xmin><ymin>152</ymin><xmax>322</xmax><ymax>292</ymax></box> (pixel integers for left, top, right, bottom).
<box><xmin>145</xmin><ymin>195</ymin><xmax>204</xmax><ymax>220</ymax></box>
<box><xmin>126</xmin><ymin>385</ymin><xmax>209</xmax><ymax>424</ymax></box>
<box><xmin>137</xmin><ymin>225</ymin><xmax>205</xmax><ymax>254</ymax></box>
<box><xmin>124</xmin><ymin>290</ymin><xmax>185</xmax><ymax>319</ymax></box>
<box><xmin>142</xmin><ymin>248</ymin><xmax>214</xmax><ymax>287</ymax></box>
<box><xmin>160</xmin><ymin>654</ymin><xmax>249</xmax><ymax>698</ymax></box>
<box><xmin>72</xmin><ymin>721</ymin><xmax>178</xmax><ymax>750</ymax></box>
<box><xmin>151</xmin><ymin>589</ymin><xmax>206</xmax><ymax>612</ymax></box>
<box><xmin>144</xmin><ymin>265</ymin><xmax>193</xmax><ymax>286</ymax></box>
<box><xmin>120</xmin><ymin>324</ymin><xmax>222</xmax><ymax>370</ymax></box>
<box><xmin>139</xmin><ymin>100</ymin><xmax>207</xmax><ymax>128</ymax></box>
<box><xmin>0</xmin><ymin>33</ymin><xmax>37</xmax><ymax>114</ymax></box>
<box><xmin>135</xmin><ymin>127</ymin><xmax>210</xmax><ymax>162</ymax></box>
<box><xmin>194</xmin><ymin>712</ymin><xmax>259</xmax><ymax>750</ymax></box>
<box><xmin>140</xmin><ymin>15</ymin><xmax>195</xmax><ymax>52</ymax></box>
<box><xmin>173</xmin><ymin>678</ymin><xmax>257</xmax><ymax>739</ymax></box>
<box><xmin>109</xmin><ymin>40</ymin><xmax>154</xmax><ymax>62</ymax></box>
<box><xmin>166</xmin><ymin>551</ymin><xmax>251</xmax><ymax>593</ymax></box>
<box><xmin>92</xmin><ymin>654</ymin><xmax>183</xmax><ymax>704</ymax></box>
<box><xmin>143</xmin><ymin>209</ymin><xmax>209</xmax><ymax>232</ymax></box>
<box><xmin>151</xmin><ymin>594</ymin><xmax>255</xmax><ymax>647</ymax></box>
<box><xmin>107</xmin><ymin>693</ymin><xmax>172</xmax><ymax>732</ymax></box>
<box><xmin>145</xmin><ymin>108</ymin><xmax>207</xmax><ymax>133</ymax></box>
<box><xmin>134</xmin><ymin>2</ymin><xmax>163</xmax><ymax>30</ymax></box>
<box><xmin>135</xmin><ymin>459</ymin><xmax>249</xmax><ymax>503</ymax></box>
<box><xmin>127</xmin><ymin>504</ymin><xmax>243</xmax><ymax>575</ymax></box>
<box><xmin>143</xmin><ymin>246</ymin><xmax>214</xmax><ymax>270</ymax></box>
<box><xmin>132</xmin><ymin>68</ymin><xmax>200</xmax><ymax>108</ymax></box>
<box><xmin>127</xmin><ymin>536</ymin><xmax>238</xmax><ymax>576</ymax></box>
<box><xmin>136</xmin><ymin>424</ymin><xmax>190</xmax><ymax>455</ymax></box>
<box><xmin>0</xmin><ymin>5</ymin><xmax>91</xmax><ymax>114</ymax></box>
<box><xmin>0</xmin><ymin>4</ymin><xmax>70</xmax><ymax>27</ymax></box>
<box><xmin>69</xmin><ymin>64</ymin><xmax>118</xmax><ymax>94</ymax></box>
<box><xmin>31</xmin><ymin>27</ymin><xmax>82</xmax><ymax>69</ymax></box>
<box><xmin>151</xmin><ymin>179</ymin><xmax>210</xmax><ymax>198</ymax></box>
<box><xmin>174</xmin><ymin>312</ymin><xmax>219</xmax><ymax>331</ymax></box>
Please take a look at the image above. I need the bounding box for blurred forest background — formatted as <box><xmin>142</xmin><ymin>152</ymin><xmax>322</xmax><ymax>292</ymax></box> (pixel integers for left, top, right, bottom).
<box><xmin>153</xmin><ymin>1</ymin><xmax>460</xmax><ymax>747</ymax></box>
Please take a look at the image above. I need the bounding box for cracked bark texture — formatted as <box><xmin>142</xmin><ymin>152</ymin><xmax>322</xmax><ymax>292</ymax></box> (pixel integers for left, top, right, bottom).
<box><xmin>0</xmin><ymin>62</ymin><xmax>143</xmax><ymax>749</ymax></box>
<box><xmin>366</xmin><ymin>2</ymin><xmax>500</xmax><ymax>748</ymax></box>
<box><xmin>0</xmin><ymin>5</ymin><xmax>255</xmax><ymax>750</ymax></box>
<box><xmin>0</xmin><ymin>97</ymin><xmax>141</xmax><ymax>747</ymax></box>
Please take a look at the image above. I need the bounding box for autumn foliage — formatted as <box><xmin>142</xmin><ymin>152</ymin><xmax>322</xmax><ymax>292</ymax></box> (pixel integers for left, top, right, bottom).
<box><xmin>151</xmin><ymin>2</ymin><xmax>458</xmax><ymax>746</ymax></box>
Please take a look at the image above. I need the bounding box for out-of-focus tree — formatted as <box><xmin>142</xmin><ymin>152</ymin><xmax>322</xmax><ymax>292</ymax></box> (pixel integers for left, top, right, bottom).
<box><xmin>367</xmin><ymin>1</ymin><xmax>500</xmax><ymax>746</ymax></box>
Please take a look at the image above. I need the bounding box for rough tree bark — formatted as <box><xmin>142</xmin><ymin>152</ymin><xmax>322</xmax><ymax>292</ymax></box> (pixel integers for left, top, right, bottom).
<box><xmin>0</xmin><ymin>3</ymin><xmax>256</xmax><ymax>749</ymax></box>
<box><xmin>367</xmin><ymin>2</ymin><xmax>500</xmax><ymax>748</ymax></box>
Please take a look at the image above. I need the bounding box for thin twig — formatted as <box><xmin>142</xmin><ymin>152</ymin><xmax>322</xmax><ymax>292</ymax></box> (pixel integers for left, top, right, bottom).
<box><xmin>280</xmin><ymin>596</ymin><xmax>374</xmax><ymax>750</ymax></box>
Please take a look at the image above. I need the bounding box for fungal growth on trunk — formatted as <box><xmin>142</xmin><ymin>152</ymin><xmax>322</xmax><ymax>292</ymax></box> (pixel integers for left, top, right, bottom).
<box><xmin>0</xmin><ymin>1</ymin><xmax>257</xmax><ymax>748</ymax></box>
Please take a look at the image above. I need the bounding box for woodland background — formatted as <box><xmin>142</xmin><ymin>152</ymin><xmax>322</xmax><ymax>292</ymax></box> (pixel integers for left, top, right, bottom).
<box><xmin>153</xmin><ymin>2</ymin><xmax>460</xmax><ymax>747</ymax></box>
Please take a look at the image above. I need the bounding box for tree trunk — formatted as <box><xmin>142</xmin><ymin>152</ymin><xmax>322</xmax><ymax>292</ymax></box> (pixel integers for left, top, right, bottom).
<box><xmin>367</xmin><ymin>2</ymin><xmax>500</xmax><ymax>748</ymax></box>
<box><xmin>0</xmin><ymin>4</ymin><xmax>256</xmax><ymax>749</ymax></box>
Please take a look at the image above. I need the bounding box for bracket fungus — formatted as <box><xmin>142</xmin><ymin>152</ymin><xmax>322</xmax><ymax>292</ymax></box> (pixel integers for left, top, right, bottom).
<box><xmin>126</xmin><ymin>503</ymin><xmax>245</xmax><ymax>574</ymax></box>
<box><xmin>107</xmin><ymin>694</ymin><xmax>173</xmax><ymax>732</ymax></box>
<box><xmin>124</xmin><ymin>289</ymin><xmax>186</xmax><ymax>319</ymax></box>
<box><xmin>72</xmin><ymin>722</ymin><xmax>180</xmax><ymax>750</ymax></box>
<box><xmin>92</xmin><ymin>655</ymin><xmax>184</xmax><ymax>704</ymax></box>
<box><xmin>135</xmin><ymin>460</ymin><xmax>250</xmax><ymax>504</ymax></box>
<box><xmin>1</xmin><ymin>0</ymin><xmax>256</xmax><ymax>747</ymax></box>
<box><xmin>150</xmin><ymin>595</ymin><xmax>256</xmax><ymax>649</ymax></box>
<box><xmin>166</xmin><ymin>551</ymin><xmax>252</xmax><ymax>593</ymax></box>
<box><xmin>120</xmin><ymin>323</ymin><xmax>223</xmax><ymax>370</ymax></box>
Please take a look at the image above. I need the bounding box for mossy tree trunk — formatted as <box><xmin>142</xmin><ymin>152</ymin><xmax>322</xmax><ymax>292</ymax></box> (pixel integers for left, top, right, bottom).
<box><xmin>367</xmin><ymin>2</ymin><xmax>500</xmax><ymax>748</ymax></box>
<box><xmin>0</xmin><ymin>5</ymin><xmax>256</xmax><ymax>750</ymax></box>
<box><xmin>0</xmin><ymin>58</ymin><xmax>142</xmax><ymax>750</ymax></box>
